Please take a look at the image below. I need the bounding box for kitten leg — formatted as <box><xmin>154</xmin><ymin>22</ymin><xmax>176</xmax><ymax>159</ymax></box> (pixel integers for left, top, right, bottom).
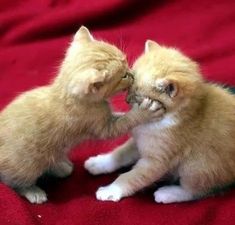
<box><xmin>94</xmin><ymin>99</ymin><xmax>165</xmax><ymax>139</ymax></box>
<box><xmin>96</xmin><ymin>158</ymin><xmax>167</xmax><ymax>202</ymax></box>
<box><xmin>0</xmin><ymin>166</ymin><xmax>47</xmax><ymax>203</ymax></box>
<box><xmin>49</xmin><ymin>158</ymin><xmax>74</xmax><ymax>178</ymax></box>
<box><xmin>154</xmin><ymin>185</ymin><xmax>194</xmax><ymax>204</ymax></box>
<box><xmin>84</xmin><ymin>138</ymin><xmax>138</xmax><ymax>175</ymax></box>
<box><xmin>17</xmin><ymin>185</ymin><xmax>47</xmax><ymax>204</ymax></box>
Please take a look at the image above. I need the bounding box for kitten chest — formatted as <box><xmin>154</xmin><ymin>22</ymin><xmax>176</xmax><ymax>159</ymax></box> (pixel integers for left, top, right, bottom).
<box><xmin>132</xmin><ymin>113</ymin><xmax>178</xmax><ymax>156</ymax></box>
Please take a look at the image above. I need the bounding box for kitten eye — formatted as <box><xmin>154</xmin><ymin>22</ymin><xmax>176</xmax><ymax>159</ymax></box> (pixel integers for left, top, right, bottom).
<box><xmin>165</xmin><ymin>82</ymin><xmax>178</xmax><ymax>98</ymax></box>
<box><xmin>166</xmin><ymin>83</ymin><xmax>175</xmax><ymax>96</ymax></box>
<box><xmin>155</xmin><ymin>79</ymin><xmax>178</xmax><ymax>98</ymax></box>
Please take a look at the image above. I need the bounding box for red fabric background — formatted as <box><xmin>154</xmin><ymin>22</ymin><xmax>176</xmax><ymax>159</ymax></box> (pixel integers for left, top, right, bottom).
<box><xmin>1</xmin><ymin>0</ymin><xmax>235</xmax><ymax>224</ymax></box>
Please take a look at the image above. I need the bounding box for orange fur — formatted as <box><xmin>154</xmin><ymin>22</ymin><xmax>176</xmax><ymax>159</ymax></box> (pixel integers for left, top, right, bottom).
<box><xmin>85</xmin><ymin>40</ymin><xmax>235</xmax><ymax>203</ymax></box>
<box><xmin>0</xmin><ymin>28</ymin><xmax>164</xmax><ymax>203</ymax></box>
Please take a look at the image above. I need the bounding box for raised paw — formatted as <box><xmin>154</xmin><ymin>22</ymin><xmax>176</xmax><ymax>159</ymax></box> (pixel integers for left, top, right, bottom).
<box><xmin>139</xmin><ymin>98</ymin><xmax>163</xmax><ymax>112</ymax></box>
<box><xmin>138</xmin><ymin>97</ymin><xmax>165</xmax><ymax>121</ymax></box>
<box><xmin>18</xmin><ymin>185</ymin><xmax>47</xmax><ymax>204</ymax></box>
<box><xmin>149</xmin><ymin>101</ymin><xmax>162</xmax><ymax>111</ymax></box>
<box><xmin>96</xmin><ymin>184</ymin><xmax>123</xmax><ymax>202</ymax></box>
<box><xmin>139</xmin><ymin>97</ymin><xmax>152</xmax><ymax>109</ymax></box>
<box><xmin>84</xmin><ymin>154</ymin><xmax>116</xmax><ymax>175</ymax></box>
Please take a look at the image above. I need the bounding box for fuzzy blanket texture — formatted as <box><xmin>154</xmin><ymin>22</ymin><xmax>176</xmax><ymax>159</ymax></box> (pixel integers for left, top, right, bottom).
<box><xmin>0</xmin><ymin>0</ymin><xmax>235</xmax><ymax>225</ymax></box>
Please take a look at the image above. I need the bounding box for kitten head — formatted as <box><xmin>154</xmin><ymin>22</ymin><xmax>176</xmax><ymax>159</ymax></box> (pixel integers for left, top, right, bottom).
<box><xmin>55</xmin><ymin>26</ymin><xmax>133</xmax><ymax>101</ymax></box>
<box><xmin>127</xmin><ymin>40</ymin><xmax>204</xmax><ymax>112</ymax></box>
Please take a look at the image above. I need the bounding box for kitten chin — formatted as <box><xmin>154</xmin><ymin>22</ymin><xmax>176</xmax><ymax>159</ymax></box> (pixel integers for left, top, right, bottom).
<box><xmin>85</xmin><ymin>40</ymin><xmax>235</xmax><ymax>204</ymax></box>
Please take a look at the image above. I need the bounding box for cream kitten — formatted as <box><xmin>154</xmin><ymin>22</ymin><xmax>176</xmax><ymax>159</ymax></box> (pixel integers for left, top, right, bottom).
<box><xmin>0</xmin><ymin>28</ymin><xmax>164</xmax><ymax>204</ymax></box>
<box><xmin>85</xmin><ymin>40</ymin><xmax>235</xmax><ymax>203</ymax></box>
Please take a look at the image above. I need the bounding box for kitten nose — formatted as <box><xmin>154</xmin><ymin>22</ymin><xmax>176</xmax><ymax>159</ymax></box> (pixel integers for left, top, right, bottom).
<box><xmin>126</xmin><ymin>71</ymin><xmax>134</xmax><ymax>83</ymax></box>
<box><xmin>127</xmin><ymin>71</ymin><xmax>134</xmax><ymax>79</ymax></box>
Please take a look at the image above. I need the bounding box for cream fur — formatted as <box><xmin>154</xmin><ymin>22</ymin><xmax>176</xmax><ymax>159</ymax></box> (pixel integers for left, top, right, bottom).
<box><xmin>86</xmin><ymin>40</ymin><xmax>235</xmax><ymax>203</ymax></box>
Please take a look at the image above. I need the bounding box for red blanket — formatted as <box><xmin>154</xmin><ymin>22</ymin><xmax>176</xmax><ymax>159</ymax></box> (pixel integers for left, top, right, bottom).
<box><xmin>1</xmin><ymin>0</ymin><xmax>235</xmax><ymax>224</ymax></box>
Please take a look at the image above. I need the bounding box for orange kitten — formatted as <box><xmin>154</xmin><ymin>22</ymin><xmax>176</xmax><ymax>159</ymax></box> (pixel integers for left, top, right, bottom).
<box><xmin>85</xmin><ymin>40</ymin><xmax>235</xmax><ymax>203</ymax></box>
<box><xmin>0</xmin><ymin>29</ymin><xmax>164</xmax><ymax>204</ymax></box>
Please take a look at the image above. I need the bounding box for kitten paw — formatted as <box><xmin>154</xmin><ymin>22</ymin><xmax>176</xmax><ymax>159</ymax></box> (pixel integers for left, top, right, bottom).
<box><xmin>84</xmin><ymin>154</ymin><xmax>116</xmax><ymax>175</ymax></box>
<box><xmin>139</xmin><ymin>97</ymin><xmax>152</xmax><ymax>109</ymax></box>
<box><xmin>149</xmin><ymin>101</ymin><xmax>162</xmax><ymax>111</ymax></box>
<box><xmin>18</xmin><ymin>186</ymin><xmax>47</xmax><ymax>204</ymax></box>
<box><xmin>154</xmin><ymin>185</ymin><xmax>193</xmax><ymax>204</ymax></box>
<box><xmin>140</xmin><ymin>98</ymin><xmax>163</xmax><ymax>112</ymax></box>
<box><xmin>137</xmin><ymin>97</ymin><xmax>165</xmax><ymax>121</ymax></box>
<box><xmin>96</xmin><ymin>184</ymin><xmax>122</xmax><ymax>202</ymax></box>
<box><xmin>50</xmin><ymin>160</ymin><xmax>74</xmax><ymax>178</ymax></box>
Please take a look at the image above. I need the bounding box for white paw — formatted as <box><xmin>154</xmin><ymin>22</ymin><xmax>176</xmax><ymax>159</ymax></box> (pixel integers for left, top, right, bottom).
<box><xmin>51</xmin><ymin>160</ymin><xmax>74</xmax><ymax>178</ymax></box>
<box><xmin>84</xmin><ymin>154</ymin><xmax>116</xmax><ymax>175</ymax></box>
<box><xmin>154</xmin><ymin>188</ymin><xmax>176</xmax><ymax>204</ymax></box>
<box><xmin>154</xmin><ymin>185</ymin><xmax>193</xmax><ymax>204</ymax></box>
<box><xmin>19</xmin><ymin>186</ymin><xmax>47</xmax><ymax>204</ymax></box>
<box><xmin>96</xmin><ymin>184</ymin><xmax>122</xmax><ymax>202</ymax></box>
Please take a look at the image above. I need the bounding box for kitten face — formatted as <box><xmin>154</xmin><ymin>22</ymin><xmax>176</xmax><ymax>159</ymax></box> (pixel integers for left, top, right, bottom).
<box><xmin>58</xmin><ymin>26</ymin><xmax>132</xmax><ymax>100</ymax></box>
<box><xmin>128</xmin><ymin>40</ymin><xmax>203</xmax><ymax>112</ymax></box>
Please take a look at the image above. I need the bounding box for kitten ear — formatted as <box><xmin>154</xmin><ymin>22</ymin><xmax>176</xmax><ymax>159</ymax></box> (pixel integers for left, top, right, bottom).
<box><xmin>145</xmin><ymin>40</ymin><xmax>161</xmax><ymax>53</ymax></box>
<box><xmin>74</xmin><ymin>26</ymin><xmax>94</xmax><ymax>43</ymax></box>
<box><xmin>68</xmin><ymin>69</ymin><xmax>107</xmax><ymax>96</ymax></box>
<box><xmin>86</xmin><ymin>70</ymin><xmax>107</xmax><ymax>94</ymax></box>
<box><xmin>155</xmin><ymin>79</ymin><xmax>178</xmax><ymax>98</ymax></box>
